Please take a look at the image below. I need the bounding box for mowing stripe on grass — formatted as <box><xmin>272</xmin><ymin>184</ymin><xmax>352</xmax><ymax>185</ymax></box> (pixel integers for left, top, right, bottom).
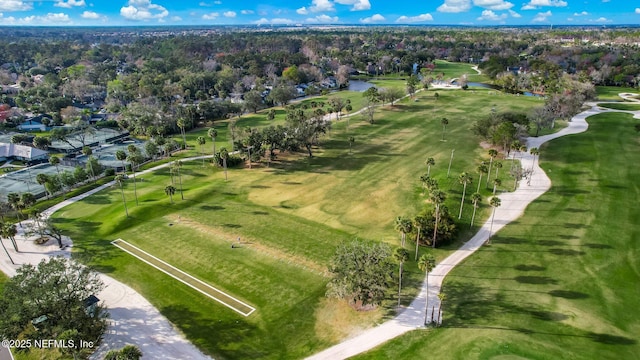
<box><xmin>112</xmin><ymin>239</ymin><xmax>256</xmax><ymax>317</ymax></box>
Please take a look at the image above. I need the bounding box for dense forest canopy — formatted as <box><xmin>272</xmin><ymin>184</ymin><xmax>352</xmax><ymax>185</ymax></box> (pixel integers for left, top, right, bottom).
<box><xmin>0</xmin><ymin>26</ymin><xmax>637</xmax><ymax>138</ymax></box>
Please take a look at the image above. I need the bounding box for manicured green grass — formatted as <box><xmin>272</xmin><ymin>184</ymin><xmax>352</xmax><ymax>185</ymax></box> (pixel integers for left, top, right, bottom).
<box><xmin>52</xmin><ymin>89</ymin><xmax>542</xmax><ymax>359</ymax></box>
<box><xmin>528</xmin><ymin>120</ymin><xmax>568</xmax><ymax>137</ymax></box>
<box><xmin>596</xmin><ymin>86</ymin><xmax>638</xmax><ymax>101</ymax></box>
<box><xmin>352</xmin><ymin>111</ymin><xmax>640</xmax><ymax>359</ymax></box>
<box><xmin>433</xmin><ymin>60</ymin><xmax>489</xmax><ymax>83</ymax></box>
<box><xmin>597</xmin><ymin>103</ymin><xmax>640</xmax><ymax>111</ymax></box>
<box><xmin>0</xmin><ymin>271</ymin><xmax>6</xmax><ymax>293</ymax></box>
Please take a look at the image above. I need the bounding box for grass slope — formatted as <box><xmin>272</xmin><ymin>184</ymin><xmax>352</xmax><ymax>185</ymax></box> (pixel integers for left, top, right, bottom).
<box><xmin>595</xmin><ymin>86</ymin><xmax>638</xmax><ymax>101</ymax></box>
<box><xmin>597</xmin><ymin>103</ymin><xmax>640</xmax><ymax>111</ymax></box>
<box><xmin>352</xmin><ymin>111</ymin><xmax>640</xmax><ymax>359</ymax></box>
<box><xmin>52</xmin><ymin>88</ymin><xmax>541</xmax><ymax>359</ymax></box>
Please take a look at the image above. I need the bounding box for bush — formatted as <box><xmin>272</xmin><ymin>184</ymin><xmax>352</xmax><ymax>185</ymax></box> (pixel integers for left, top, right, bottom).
<box><xmin>104</xmin><ymin>168</ymin><xmax>116</xmax><ymax>177</ymax></box>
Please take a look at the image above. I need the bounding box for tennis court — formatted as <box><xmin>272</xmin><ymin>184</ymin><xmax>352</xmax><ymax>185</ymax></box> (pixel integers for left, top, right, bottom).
<box><xmin>112</xmin><ymin>239</ymin><xmax>256</xmax><ymax>317</ymax></box>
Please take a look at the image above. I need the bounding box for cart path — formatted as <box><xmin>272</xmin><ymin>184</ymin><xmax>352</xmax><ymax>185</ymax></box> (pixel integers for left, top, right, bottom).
<box><xmin>306</xmin><ymin>100</ymin><xmax>636</xmax><ymax>360</ymax></box>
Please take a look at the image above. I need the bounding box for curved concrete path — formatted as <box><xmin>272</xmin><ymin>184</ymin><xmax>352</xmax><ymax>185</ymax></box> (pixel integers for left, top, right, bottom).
<box><xmin>0</xmin><ymin>156</ymin><xmax>213</xmax><ymax>360</ymax></box>
<box><xmin>306</xmin><ymin>99</ymin><xmax>640</xmax><ymax>360</ymax></box>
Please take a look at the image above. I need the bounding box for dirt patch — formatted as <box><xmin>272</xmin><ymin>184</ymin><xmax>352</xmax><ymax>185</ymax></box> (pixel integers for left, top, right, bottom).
<box><xmin>166</xmin><ymin>214</ymin><xmax>328</xmax><ymax>276</ymax></box>
<box><xmin>313</xmin><ymin>298</ymin><xmax>383</xmax><ymax>343</ymax></box>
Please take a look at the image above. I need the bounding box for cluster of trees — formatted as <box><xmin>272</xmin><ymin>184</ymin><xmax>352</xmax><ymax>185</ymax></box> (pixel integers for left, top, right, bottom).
<box><xmin>0</xmin><ymin>257</ymin><xmax>107</xmax><ymax>358</ymax></box>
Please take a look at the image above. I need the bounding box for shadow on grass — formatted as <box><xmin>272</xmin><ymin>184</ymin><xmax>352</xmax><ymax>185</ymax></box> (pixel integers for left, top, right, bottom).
<box><xmin>549</xmin><ymin>248</ymin><xmax>585</xmax><ymax>256</ymax></box>
<box><xmin>160</xmin><ymin>304</ymin><xmax>267</xmax><ymax>360</ymax></box>
<box><xmin>548</xmin><ymin>290</ymin><xmax>589</xmax><ymax>299</ymax></box>
<box><xmin>82</xmin><ymin>194</ymin><xmax>111</xmax><ymax>204</ymax></box>
<box><xmin>201</xmin><ymin>205</ymin><xmax>225</xmax><ymax>211</ymax></box>
<box><xmin>514</xmin><ymin>276</ymin><xmax>558</xmax><ymax>285</ymax></box>
<box><xmin>514</xmin><ymin>264</ymin><xmax>546</xmax><ymax>271</ymax></box>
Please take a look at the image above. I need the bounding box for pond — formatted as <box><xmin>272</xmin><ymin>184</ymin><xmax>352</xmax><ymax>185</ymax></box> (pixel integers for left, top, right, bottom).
<box><xmin>348</xmin><ymin>80</ymin><xmax>375</xmax><ymax>92</ymax></box>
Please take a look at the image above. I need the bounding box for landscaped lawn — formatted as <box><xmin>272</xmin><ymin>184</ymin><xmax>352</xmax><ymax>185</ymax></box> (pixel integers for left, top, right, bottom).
<box><xmin>52</xmin><ymin>87</ymin><xmax>542</xmax><ymax>359</ymax></box>
<box><xmin>433</xmin><ymin>60</ymin><xmax>489</xmax><ymax>83</ymax></box>
<box><xmin>352</xmin><ymin>111</ymin><xmax>640</xmax><ymax>359</ymax></box>
<box><xmin>597</xmin><ymin>103</ymin><xmax>640</xmax><ymax>111</ymax></box>
<box><xmin>595</xmin><ymin>86</ymin><xmax>638</xmax><ymax>101</ymax></box>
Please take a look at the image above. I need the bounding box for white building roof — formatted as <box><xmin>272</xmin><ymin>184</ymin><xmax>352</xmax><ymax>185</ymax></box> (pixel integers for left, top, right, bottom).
<box><xmin>0</xmin><ymin>143</ymin><xmax>48</xmax><ymax>160</ymax></box>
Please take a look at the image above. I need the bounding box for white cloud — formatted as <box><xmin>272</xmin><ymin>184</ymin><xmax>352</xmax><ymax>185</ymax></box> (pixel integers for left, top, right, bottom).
<box><xmin>253</xmin><ymin>17</ymin><xmax>269</xmax><ymax>24</ymax></box>
<box><xmin>437</xmin><ymin>0</ymin><xmax>472</xmax><ymax>13</ymax></box>
<box><xmin>10</xmin><ymin>12</ymin><xmax>73</xmax><ymax>25</ymax></box>
<box><xmin>202</xmin><ymin>12</ymin><xmax>219</xmax><ymax>19</ymax></box>
<box><xmin>120</xmin><ymin>0</ymin><xmax>169</xmax><ymax>21</ymax></box>
<box><xmin>360</xmin><ymin>13</ymin><xmax>385</xmax><ymax>23</ymax></box>
<box><xmin>335</xmin><ymin>0</ymin><xmax>371</xmax><ymax>11</ymax></box>
<box><xmin>171</xmin><ymin>16</ymin><xmax>182</xmax><ymax>21</ymax></box>
<box><xmin>306</xmin><ymin>14</ymin><xmax>338</xmax><ymax>22</ymax></box>
<box><xmin>223</xmin><ymin>11</ymin><xmax>236</xmax><ymax>18</ymax></box>
<box><xmin>54</xmin><ymin>0</ymin><xmax>86</xmax><ymax>8</ymax></box>
<box><xmin>270</xmin><ymin>17</ymin><xmax>294</xmax><ymax>24</ymax></box>
<box><xmin>477</xmin><ymin>9</ymin><xmax>507</xmax><ymax>20</ymax></box>
<box><xmin>509</xmin><ymin>9</ymin><xmax>521</xmax><ymax>17</ymax></box>
<box><xmin>241</xmin><ymin>10</ymin><xmax>254</xmax><ymax>15</ymax></box>
<box><xmin>297</xmin><ymin>7</ymin><xmax>309</xmax><ymax>15</ymax></box>
<box><xmin>310</xmin><ymin>0</ymin><xmax>334</xmax><ymax>12</ymax></box>
<box><xmin>591</xmin><ymin>17</ymin><xmax>609</xmax><ymax>22</ymax></box>
<box><xmin>636</xmin><ymin>8</ymin><xmax>640</xmax><ymax>14</ymax></box>
<box><xmin>396</xmin><ymin>13</ymin><xmax>433</xmax><ymax>23</ymax></box>
<box><xmin>81</xmin><ymin>10</ymin><xmax>101</xmax><ymax>19</ymax></box>
<box><xmin>573</xmin><ymin>11</ymin><xmax>588</xmax><ymax>16</ymax></box>
<box><xmin>532</xmin><ymin>10</ymin><xmax>552</xmax><ymax>22</ymax></box>
<box><xmin>522</xmin><ymin>0</ymin><xmax>567</xmax><ymax>10</ymax></box>
<box><xmin>473</xmin><ymin>0</ymin><xmax>513</xmax><ymax>11</ymax></box>
<box><xmin>214</xmin><ymin>0</ymin><xmax>221</xmax><ymax>4</ymax></box>
<box><xmin>0</xmin><ymin>1</ymin><xmax>32</xmax><ymax>12</ymax></box>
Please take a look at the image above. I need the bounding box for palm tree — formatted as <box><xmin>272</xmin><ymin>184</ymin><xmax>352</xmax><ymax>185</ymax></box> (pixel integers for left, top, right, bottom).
<box><xmin>437</xmin><ymin>292</ymin><xmax>446</xmax><ymax>325</ymax></box>
<box><xmin>393</xmin><ymin>247</ymin><xmax>410</xmax><ymax>309</ymax></box>
<box><xmin>197</xmin><ymin>136</ymin><xmax>206</xmax><ymax>166</ymax></box>
<box><xmin>413</xmin><ymin>215</ymin><xmax>427</xmax><ymax>261</ymax></box>
<box><xmin>20</xmin><ymin>193</ymin><xmax>35</xmax><ymax>215</ymax></box>
<box><xmin>82</xmin><ymin>146</ymin><xmax>95</xmax><ymax>181</ymax></box>
<box><xmin>509</xmin><ymin>140</ymin><xmax>521</xmax><ymax>171</ymax></box>
<box><xmin>458</xmin><ymin>172</ymin><xmax>472</xmax><ymax>219</ymax></box>
<box><xmin>348</xmin><ymin>136</ymin><xmax>355</xmax><ymax>154</ymax></box>
<box><xmin>486</xmin><ymin>149</ymin><xmax>498</xmax><ymax>187</ymax></box>
<box><xmin>49</xmin><ymin>155</ymin><xmax>61</xmax><ymax>177</ymax></box>
<box><xmin>476</xmin><ymin>163</ymin><xmax>488</xmax><ymax>193</ymax></box>
<box><xmin>430</xmin><ymin>189</ymin><xmax>446</xmax><ymax>248</ymax></box>
<box><xmin>0</xmin><ymin>224</ymin><xmax>15</xmax><ymax>264</ymax></box>
<box><xmin>418</xmin><ymin>253</ymin><xmax>436</xmax><ymax>325</ymax></box>
<box><xmin>7</xmin><ymin>193</ymin><xmax>20</xmax><ymax>222</ymax></box>
<box><xmin>127</xmin><ymin>146</ymin><xmax>140</xmax><ymax>206</ymax></box>
<box><xmin>529</xmin><ymin>147</ymin><xmax>539</xmax><ymax>172</ymax></box>
<box><xmin>115</xmin><ymin>149</ymin><xmax>127</xmax><ymax>174</ymax></box>
<box><xmin>114</xmin><ymin>175</ymin><xmax>129</xmax><ymax>217</ymax></box>
<box><xmin>425</xmin><ymin>157</ymin><xmax>435</xmax><ymax>177</ymax></box>
<box><xmin>3</xmin><ymin>222</ymin><xmax>18</xmax><ymax>252</ymax></box>
<box><xmin>177</xmin><ymin>117</ymin><xmax>188</xmax><ymax>149</ymax></box>
<box><xmin>441</xmin><ymin>117</ymin><xmax>449</xmax><ymax>141</ymax></box>
<box><xmin>419</xmin><ymin>174</ymin><xmax>430</xmax><ymax>195</ymax></box>
<box><xmin>36</xmin><ymin>173</ymin><xmax>51</xmax><ymax>198</ymax></box>
<box><xmin>470</xmin><ymin>193</ymin><xmax>482</xmax><ymax>229</ymax></box>
<box><xmin>493</xmin><ymin>178</ymin><xmax>502</xmax><ymax>195</ymax></box>
<box><xmin>394</xmin><ymin>216</ymin><xmax>412</xmax><ymax>247</ymax></box>
<box><xmin>207</xmin><ymin>127</ymin><xmax>218</xmax><ymax>160</ymax></box>
<box><xmin>494</xmin><ymin>161</ymin><xmax>503</xmax><ymax>180</ymax></box>
<box><xmin>174</xmin><ymin>160</ymin><xmax>184</xmax><ymax>200</ymax></box>
<box><xmin>165</xmin><ymin>185</ymin><xmax>176</xmax><ymax>204</ymax></box>
<box><xmin>488</xmin><ymin>196</ymin><xmax>502</xmax><ymax>244</ymax></box>
<box><xmin>220</xmin><ymin>147</ymin><xmax>229</xmax><ymax>181</ymax></box>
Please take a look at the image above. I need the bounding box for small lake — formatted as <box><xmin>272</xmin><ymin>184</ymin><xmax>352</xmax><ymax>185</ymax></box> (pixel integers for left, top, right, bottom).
<box><xmin>348</xmin><ymin>80</ymin><xmax>375</xmax><ymax>92</ymax></box>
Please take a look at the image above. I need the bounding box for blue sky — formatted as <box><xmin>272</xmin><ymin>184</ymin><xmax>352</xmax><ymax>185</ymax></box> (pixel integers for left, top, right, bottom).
<box><xmin>0</xmin><ymin>0</ymin><xmax>637</xmax><ymax>26</ymax></box>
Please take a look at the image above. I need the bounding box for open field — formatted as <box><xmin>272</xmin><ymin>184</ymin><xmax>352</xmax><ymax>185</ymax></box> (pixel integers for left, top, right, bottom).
<box><xmin>597</xmin><ymin>103</ymin><xmax>640</xmax><ymax>111</ymax></box>
<box><xmin>595</xmin><ymin>86</ymin><xmax>638</xmax><ymax>101</ymax></box>
<box><xmin>433</xmin><ymin>60</ymin><xmax>489</xmax><ymax>83</ymax></box>
<box><xmin>51</xmin><ymin>87</ymin><xmax>543</xmax><ymax>359</ymax></box>
<box><xmin>352</xmin><ymin>111</ymin><xmax>640</xmax><ymax>359</ymax></box>
<box><xmin>112</xmin><ymin>239</ymin><xmax>256</xmax><ymax>316</ymax></box>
